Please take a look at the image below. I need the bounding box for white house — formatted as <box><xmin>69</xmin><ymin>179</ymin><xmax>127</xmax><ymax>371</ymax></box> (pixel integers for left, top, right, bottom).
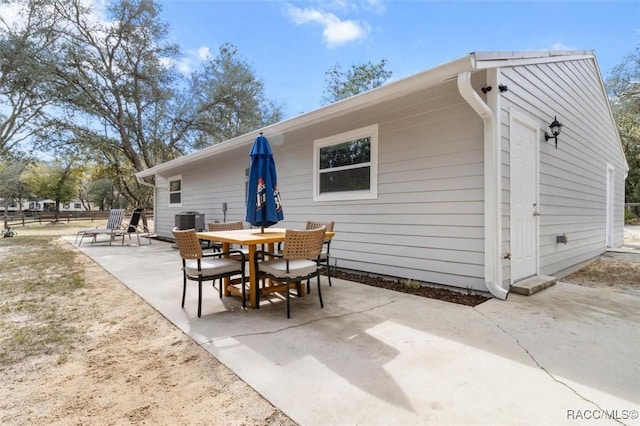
<box><xmin>0</xmin><ymin>198</ymin><xmax>95</xmax><ymax>212</ymax></box>
<box><xmin>136</xmin><ymin>51</ymin><xmax>627</xmax><ymax>299</ymax></box>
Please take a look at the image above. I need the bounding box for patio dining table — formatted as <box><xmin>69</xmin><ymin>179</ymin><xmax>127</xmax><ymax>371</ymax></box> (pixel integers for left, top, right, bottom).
<box><xmin>196</xmin><ymin>227</ymin><xmax>335</xmax><ymax>309</ymax></box>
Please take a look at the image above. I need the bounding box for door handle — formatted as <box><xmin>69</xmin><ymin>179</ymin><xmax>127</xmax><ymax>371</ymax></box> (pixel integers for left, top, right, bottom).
<box><xmin>533</xmin><ymin>212</ymin><xmax>540</xmax><ymax>216</ymax></box>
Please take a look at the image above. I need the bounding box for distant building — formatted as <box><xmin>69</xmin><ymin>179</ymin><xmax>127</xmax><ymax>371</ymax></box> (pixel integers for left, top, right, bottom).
<box><xmin>0</xmin><ymin>199</ymin><xmax>96</xmax><ymax>213</ymax></box>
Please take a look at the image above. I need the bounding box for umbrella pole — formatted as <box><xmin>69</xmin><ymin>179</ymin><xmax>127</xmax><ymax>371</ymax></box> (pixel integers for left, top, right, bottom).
<box><xmin>261</xmin><ymin>226</ymin><xmax>264</xmax><ymax>233</ymax></box>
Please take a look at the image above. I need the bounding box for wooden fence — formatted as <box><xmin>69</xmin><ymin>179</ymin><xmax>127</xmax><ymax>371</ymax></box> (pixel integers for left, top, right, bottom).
<box><xmin>3</xmin><ymin>210</ymin><xmax>112</xmax><ymax>228</ymax></box>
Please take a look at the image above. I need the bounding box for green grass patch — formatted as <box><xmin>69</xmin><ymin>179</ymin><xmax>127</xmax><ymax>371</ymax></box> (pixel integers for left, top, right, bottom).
<box><xmin>3</xmin><ymin>219</ymin><xmax>108</xmax><ymax>237</ymax></box>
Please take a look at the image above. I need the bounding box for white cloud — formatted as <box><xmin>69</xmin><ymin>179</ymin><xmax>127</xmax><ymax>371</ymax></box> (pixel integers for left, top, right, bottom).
<box><xmin>286</xmin><ymin>5</ymin><xmax>369</xmax><ymax>48</ymax></box>
<box><xmin>176</xmin><ymin>59</ymin><xmax>192</xmax><ymax>75</ymax></box>
<box><xmin>159</xmin><ymin>56</ymin><xmax>176</xmax><ymax>70</ymax></box>
<box><xmin>550</xmin><ymin>42</ymin><xmax>573</xmax><ymax>51</ymax></box>
<box><xmin>197</xmin><ymin>46</ymin><xmax>211</xmax><ymax>61</ymax></box>
<box><xmin>0</xmin><ymin>2</ymin><xmax>22</xmax><ymax>26</ymax></box>
<box><xmin>169</xmin><ymin>46</ymin><xmax>212</xmax><ymax>75</ymax></box>
<box><xmin>319</xmin><ymin>0</ymin><xmax>385</xmax><ymax>14</ymax></box>
<box><xmin>322</xmin><ymin>0</ymin><xmax>350</xmax><ymax>11</ymax></box>
<box><xmin>529</xmin><ymin>43</ymin><xmax>577</xmax><ymax>54</ymax></box>
<box><xmin>362</xmin><ymin>0</ymin><xmax>385</xmax><ymax>14</ymax></box>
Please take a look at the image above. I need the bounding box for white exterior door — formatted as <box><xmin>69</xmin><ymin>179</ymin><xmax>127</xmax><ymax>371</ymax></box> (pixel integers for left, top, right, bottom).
<box><xmin>510</xmin><ymin>112</ymin><xmax>539</xmax><ymax>282</ymax></box>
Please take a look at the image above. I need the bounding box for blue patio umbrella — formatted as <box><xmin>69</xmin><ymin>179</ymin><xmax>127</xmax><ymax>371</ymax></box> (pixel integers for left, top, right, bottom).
<box><xmin>246</xmin><ymin>132</ymin><xmax>283</xmax><ymax>232</ymax></box>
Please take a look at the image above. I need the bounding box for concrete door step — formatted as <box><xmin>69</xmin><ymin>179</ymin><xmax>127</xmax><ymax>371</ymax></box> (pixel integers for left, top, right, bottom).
<box><xmin>511</xmin><ymin>275</ymin><xmax>556</xmax><ymax>296</ymax></box>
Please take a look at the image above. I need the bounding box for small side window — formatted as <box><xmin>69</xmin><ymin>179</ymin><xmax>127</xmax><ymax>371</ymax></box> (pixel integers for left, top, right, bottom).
<box><xmin>169</xmin><ymin>176</ymin><xmax>182</xmax><ymax>206</ymax></box>
<box><xmin>313</xmin><ymin>124</ymin><xmax>378</xmax><ymax>201</ymax></box>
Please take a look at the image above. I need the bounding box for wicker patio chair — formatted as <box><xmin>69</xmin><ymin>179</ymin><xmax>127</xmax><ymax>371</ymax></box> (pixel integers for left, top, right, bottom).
<box><xmin>254</xmin><ymin>227</ymin><xmax>326</xmax><ymax>318</ymax></box>
<box><xmin>306</xmin><ymin>220</ymin><xmax>335</xmax><ymax>287</ymax></box>
<box><xmin>207</xmin><ymin>221</ymin><xmax>244</xmax><ymax>232</ymax></box>
<box><xmin>207</xmin><ymin>221</ymin><xmax>248</xmax><ymax>254</ymax></box>
<box><xmin>172</xmin><ymin>227</ymin><xmax>246</xmax><ymax>317</ymax></box>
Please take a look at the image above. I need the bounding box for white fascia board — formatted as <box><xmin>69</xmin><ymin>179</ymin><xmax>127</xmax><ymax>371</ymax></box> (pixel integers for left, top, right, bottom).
<box><xmin>473</xmin><ymin>50</ymin><xmax>593</xmax><ymax>60</ymax></box>
<box><xmin>135</xmin><ymin>134</ymin><xmax>254</xmax><ymax>178</ymax></box>
<box><xmin>473</xmin><ymin>50</ymin><xmax>594</xmax><ymax>69</ymax></box>
<box><xmin>472</xmin><ymin>50</ymin><xmax>628</xmax><ymax>173</ymax></box>
<box><xmin>136</xmin><ymin>54</ymin><xmax>476</xmax><ymax>180</ymax></box>
<box><xmin>134</xmin><ymin>50</ymin><xmax>613</xmax><ymax>180</ymax></box>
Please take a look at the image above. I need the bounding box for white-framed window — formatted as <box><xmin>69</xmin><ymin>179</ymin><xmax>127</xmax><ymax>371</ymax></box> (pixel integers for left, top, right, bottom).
<box><xmin>63</xmin><ymin>202</ymin><xmax>70</xmax><ymax>209</ymax></box>
<box><xmin>74</xmin><ymin>203</ymin><xmax>81</xmax><ymax>209</ymax></box>
<box><xmin>313</xmin><ymin>124</ymin><xmax>378</xmax><ymax>201</ymax></box>
<box><xmin>168</xmin><ymin>175</ymin><xmax>182</xmax><ymax>206</ymax></box>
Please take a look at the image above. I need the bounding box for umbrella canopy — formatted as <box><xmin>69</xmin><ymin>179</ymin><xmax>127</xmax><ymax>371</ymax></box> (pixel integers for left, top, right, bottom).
<box><xmin>246</xmin><ymin>133</ymin><xmax>283</xmax><ymax>231</ymax></box>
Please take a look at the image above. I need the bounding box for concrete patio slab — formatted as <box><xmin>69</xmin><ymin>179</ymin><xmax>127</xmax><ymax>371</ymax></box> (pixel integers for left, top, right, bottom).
<box><xmin>67</xmin><ymin>236</ymin><xmax>640</xmax><ymax>425</ymax></box>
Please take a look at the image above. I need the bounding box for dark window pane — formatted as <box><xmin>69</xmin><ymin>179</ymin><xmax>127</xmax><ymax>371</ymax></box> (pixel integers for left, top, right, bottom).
<box><xmin>169</xmin><ymin>193</ymin><xmax>181</xmax><ymax>204</ymax></box>
<box><xmin>320</xmin><ymin>167</ymin><xmax>370</xmax><ymax>193</ymax></box>
<box><xmin>319</xmin><ymin>137</ymin><xmax>371</xmax><ymax>169</ymax></box>
<box><xmin>169</xmin><ymin>180</ymin><xmax>181</xmax><ymax>191</ymax></box>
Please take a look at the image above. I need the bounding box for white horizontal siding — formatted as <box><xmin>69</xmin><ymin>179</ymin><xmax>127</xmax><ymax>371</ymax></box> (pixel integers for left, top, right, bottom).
<box><xmin>150</xmin><ymin>55</ymin><xmax>622</xmax><ymax>292</ymax></box>
<box><xmin>154</xmin><ymin>80</ymin><xmax>486</xmax><ymax>291</ymax></box>
<box><xmin>154</xmin><ymin>154</ymin><xmax>250</xmax><ymax>233</ymax></box>
<box><xmin>500</xmin><ymin>58</ymin><xmax>626</xmax><ymax>280</ymax></box>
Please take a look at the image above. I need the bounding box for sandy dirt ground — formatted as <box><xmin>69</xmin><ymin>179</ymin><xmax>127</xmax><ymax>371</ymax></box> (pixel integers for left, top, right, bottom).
<box><xmin>561</xmin><ymin>226</ymin><xmax>640</xmax><ymax>297</ymax></box>
<box><xmin>1</xmin><ymin>226</ymin><xmax>639</xmax><ymax>425</ymax></box>
<box><xmin>0</xmin><ymin>240</ymin><xmax>295</xmax><ymax>426</ymax></box>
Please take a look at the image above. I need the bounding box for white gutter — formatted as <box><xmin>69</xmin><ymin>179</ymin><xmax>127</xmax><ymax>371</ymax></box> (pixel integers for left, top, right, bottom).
<box><xmin>136</xmin><ymin>50</ymin><xmax>592</xmax><ymax>181</ymax></box>
<box><xmin>472</xmin><ymin>50</ymin><xmax>594</xmax><ymax>69</ymax></box>
<box><xmin>136</xmin><ymin>55</ymin><xmax>475</xmax><ymax>179</ymax></box>
<box><xmin>457</xmin><ymin>71</ymin><xmax>509</xmax><ymax>300</ymax></box>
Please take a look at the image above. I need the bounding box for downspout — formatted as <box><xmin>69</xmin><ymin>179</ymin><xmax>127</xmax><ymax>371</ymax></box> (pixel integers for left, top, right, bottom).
<box><xmin>457</xmin><ymin>71</ymin><xmax>509</xmax><ymax>300</ymax></box>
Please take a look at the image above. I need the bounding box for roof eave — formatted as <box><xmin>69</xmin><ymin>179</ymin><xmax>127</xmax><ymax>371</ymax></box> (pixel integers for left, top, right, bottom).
<box><xmin>472</xmin><ymin>50</ymin><xmax>595</xmax><ymax>69</ymax></box>
<box><xmin>135</xmin><ymin>54</ymin><xmax>476</xmax><ymax>179</ymax></box>
<box><xmin>136</xmin><ymin>50</ymin><xmax>604</xmax><ymax>180</ymax></box>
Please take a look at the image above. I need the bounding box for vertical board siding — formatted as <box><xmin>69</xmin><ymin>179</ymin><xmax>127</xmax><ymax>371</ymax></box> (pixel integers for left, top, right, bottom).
<box><xmin>500</xmin><ymin>58</ymin><xmax>626</xmax><ymax>279</ymax></box>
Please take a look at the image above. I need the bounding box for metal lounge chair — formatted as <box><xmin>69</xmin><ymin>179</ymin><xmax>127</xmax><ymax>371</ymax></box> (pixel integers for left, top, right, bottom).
<box><xmin>117</xmin><ymin>207</ymin><xmax>151</xmax><ymax>245</ymax></box>
<box><xmin>75</xmin><ymin>209</ymin><xmax>125</xmax><ymax>246</ymax></box>
<box><xmin>172</xmin><ymin>227</ymin><xmax>247</xmax><ymax>317</ymax></box>
<box><xmin>254</xmin><ymin>227</ymin><xmax>326</xmax><ymax>318</ymax></box>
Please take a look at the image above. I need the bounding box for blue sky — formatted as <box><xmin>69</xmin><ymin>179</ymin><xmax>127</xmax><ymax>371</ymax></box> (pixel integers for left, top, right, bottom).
<box><xmin>0</xmin><ymin>0</ymin><xmax>637</xmax><ymax>118</ymax></box>
<box><xmin>165</xmin><ymin>1</ymin><xmax>637</xmax><ymax>118</ymax></box>
<box><xmin>157</xmin><ymin>0</ymin><xmax>639</xmax><ymax>118</ymax></box>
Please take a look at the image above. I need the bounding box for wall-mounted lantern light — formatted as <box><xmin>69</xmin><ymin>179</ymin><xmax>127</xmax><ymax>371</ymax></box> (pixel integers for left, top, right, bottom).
<box><xmin>544</xmin><ymin>116</ymin><xmax>563</xmax><ymax>149</ymax></box>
